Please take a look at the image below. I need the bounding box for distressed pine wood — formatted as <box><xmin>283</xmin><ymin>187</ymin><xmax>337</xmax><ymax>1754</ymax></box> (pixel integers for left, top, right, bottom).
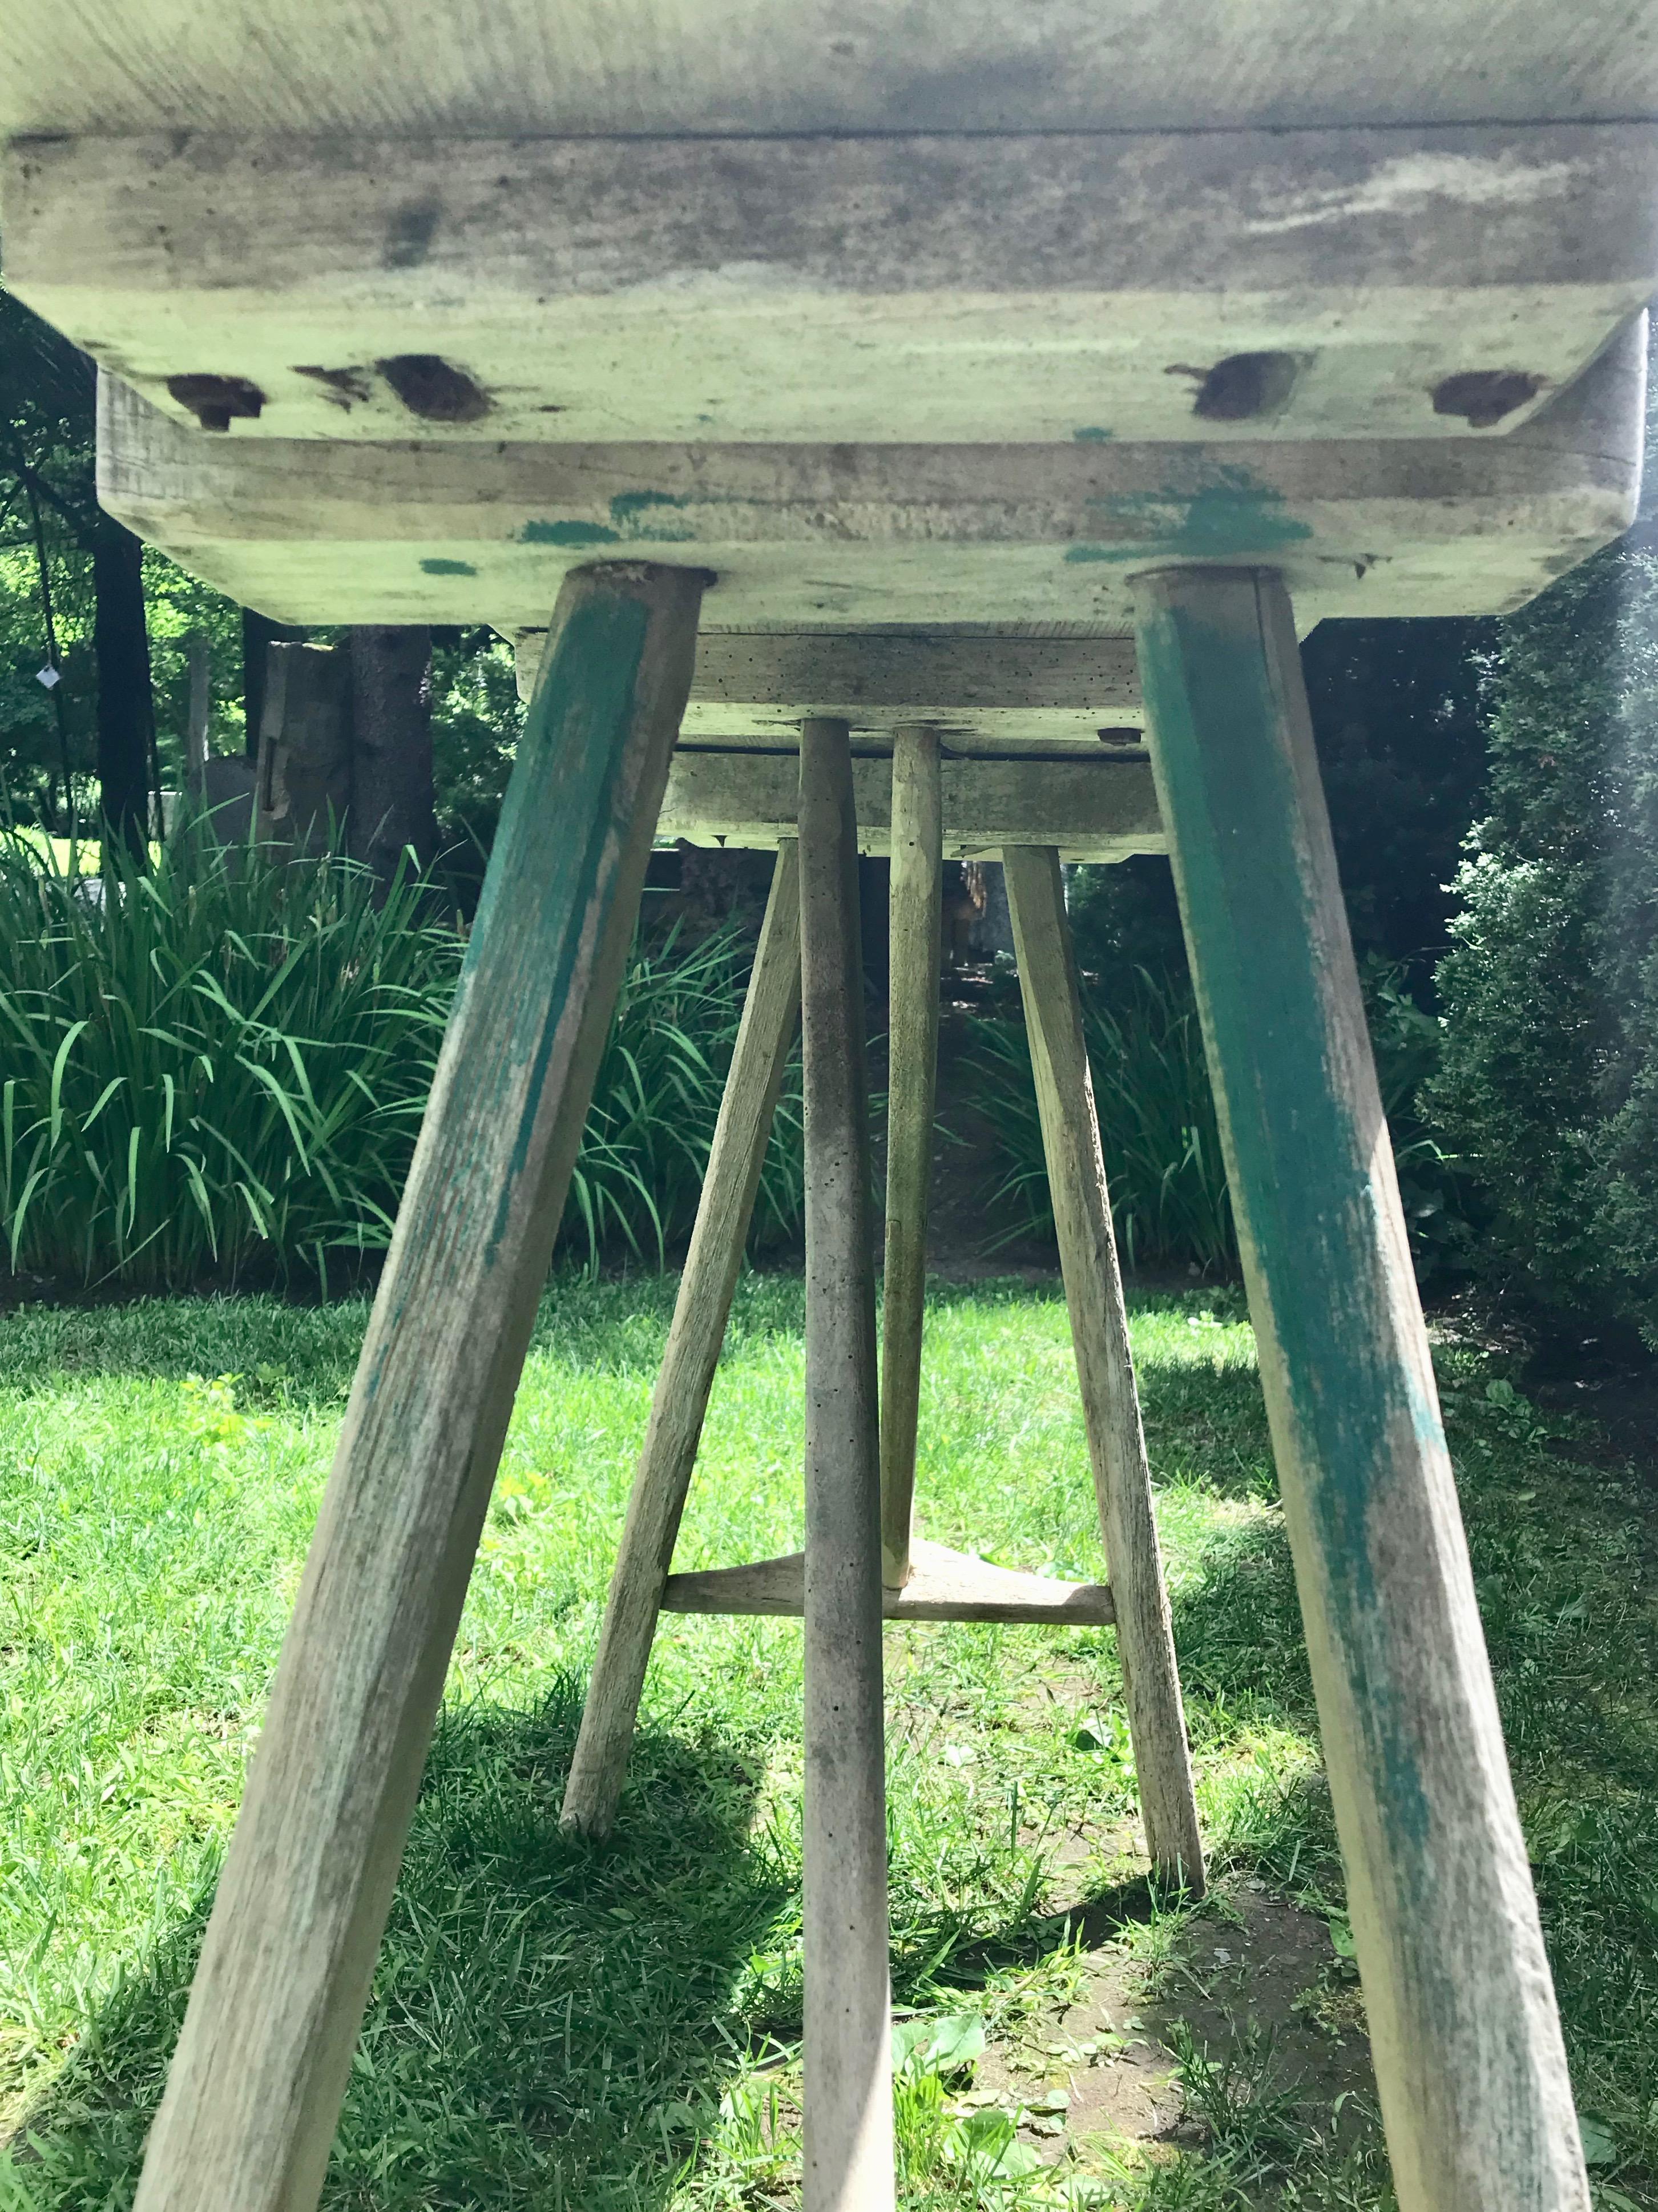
<box><xmin>90</xmin><ymin>329</ymin><xmax>1648</xmax><ymax>631</ymax></box>
<box><xmin>1002</xmin><ymin>844</ymin><xmax>1205</xmax><ymax>1892</ymax></box>
<box><xmin>662</xmin><ymin>1538</ymin><xmax>1115</xmax><ymax>1623</ymax></box>
<box><xmin>679</xmin><ymin>630</ymin><xmax>1143</xmax><ymax>730</ymax></box>
<box><xmin>2</xmin><ymin>0</ymin><xmax>1652</xmax><ymax>143</ymax></box>
<box><xmin>12</xmin><ymin>128</ymin><xmax>1657</xmax><ymax>447</ymax></box>
<box><xmin>560</xmin><ymin>843</ymin><xmax>802</xmax><ymax>1838</ymax></box>
<box><xmin>880</xmin><ymin>726</ymin><xmax>943</xmax><ymax>1588</ymax></box>
<box><xmin>1131</xmin><ymin>565</ymin><xmax>1587</xmax><ymax>2212</ymax></box>
<box><xmin>659</xmin><ymin>749</ymin><xmax>1164</xmax><ymax>861</ymax></box>
<box><xmin>130</xmin><ymin>559</ymin><xmax>708</xmax><ymax>2212</ymax></box>
<box><xmin>797</xmin><ymin>717</ymin><xmax>894</xmax><ymax>2212</ymax></box>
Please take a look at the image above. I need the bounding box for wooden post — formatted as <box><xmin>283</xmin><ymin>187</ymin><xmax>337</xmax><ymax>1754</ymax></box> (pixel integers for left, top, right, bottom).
<box><xmin>1002</xmin><ymin>846</ymin><xmax>1205</xmax><ymax>1892</ymax></box>
<box><xmin>798</xmin><ymin>717</ymin><xmax>894</xmax><ymax>2212</ymax></box>
<box><xmin>131</xmin><ymin>561</ymin><xmax>709</xmax><ymax>2212</ymax></box>
<box><xmin>1131</xmin><ymin>566</ymin><xmax>1587</xmax><ymax>2212</ymax></box>
<box><xmin>879</xmin><ymin>724</ymin><xmax>943</xmax><ymax>1589</ymax></box>
<box><xmin>348</xmin><ymin>626</ymin><xmax>438</xmax><ymax>880</ymax></box>
<box><xmin>560</xmin><ymin>843</ymin><xmax>802</xmax><ymax>1838</ymax></box>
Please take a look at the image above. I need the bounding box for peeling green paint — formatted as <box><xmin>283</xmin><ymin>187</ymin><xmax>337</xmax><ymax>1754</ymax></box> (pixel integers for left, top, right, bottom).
<box><xmin>1072</xmin><ymin>426</ymin><xmax>1114</xmax><ymax>442</ymax></box>
<box><xmin>521</xmin><ymin>493</ymin><xmax>701</xmax><ymax>550</ymax></box>
<box><xmin>420</xmin><ymin>557</ymin><xmax>477</xmax><ymax>576</ymax></box>
<box><xmin>1065</xmin><ymin>469</ymin><xmax>1313</xmax><ymax>565</ymax></box>
<box><xmin>1137</xmin><ymin>578</ymin><xmax>1435</xmax><ymax>1860</ymax></box>
<box><xmin>522</xmin><ymin>519</ymin><xmax>622</xmax><ymax>547</ymax></box>
<box><xmin>471</xmin><ymin>590</ymin><xmax>651</xmax><ymax>1255</ymax></box>
<box><xmin>607</xmin><ymin>490</ymin><xmax>697</xmax><ymax>543</ymax></box>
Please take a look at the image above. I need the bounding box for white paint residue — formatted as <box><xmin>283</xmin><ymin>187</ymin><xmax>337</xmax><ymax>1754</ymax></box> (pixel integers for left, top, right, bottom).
<box><xmin>1247</xmin><ymin>153</ymin><xmax>1582</xmax><ymax>236</ymax></box>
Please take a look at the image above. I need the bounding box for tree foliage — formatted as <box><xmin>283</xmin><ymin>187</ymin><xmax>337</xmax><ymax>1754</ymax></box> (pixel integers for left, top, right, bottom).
<box><xmin>1429</xmin><ymin>348</ymin><xmax>1658</xmax><ymax>1339</ymax></box>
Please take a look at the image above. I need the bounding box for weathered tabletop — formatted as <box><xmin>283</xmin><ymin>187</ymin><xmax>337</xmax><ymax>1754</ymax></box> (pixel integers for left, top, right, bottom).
<box><xmin>2</xmin><ymin>0</ymin><xmax>1654</xmax><ymax>649</ymax></box>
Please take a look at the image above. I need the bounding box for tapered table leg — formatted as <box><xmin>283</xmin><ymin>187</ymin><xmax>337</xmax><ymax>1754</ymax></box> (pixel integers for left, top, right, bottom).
<box><xmin>798</xmin><ymin>717</ymin><xmax>894</xmax><ymax>2212</ymax></box>
<box><xmin>1133</xmin><ymin>564</ymin><xmax>1587</xmax><ymax>2212</ymax></box>
<box><xmin>132</xmin><ymin>560</ymin><xmax>709</xmax><ymax>2212</ymax></box>
<box><xmin>561</xmin><ymin>843</ymin><xmax>802</xmax><ymax>1837</ymax></box>
<box><xmin>1003</xmin><ymin>845</ymin><xmax>1205</xmax><ymax>1892</ymax></box>
<box><xmin>879</xmin><ymin>724</ymin><xmax>943</xmax><ymax>1590</ymax></box>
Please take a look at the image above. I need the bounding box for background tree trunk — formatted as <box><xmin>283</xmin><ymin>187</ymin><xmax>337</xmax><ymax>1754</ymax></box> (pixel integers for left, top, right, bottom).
<box><xmin>242</xmin><ymin>610</ymin><xmax>305</xmax><ymax>761</ymax></box>
<box><xmin>92</xmin><ymin>510</ymin><xmax>155</xmax><ymax>856</ymax></box>
<box><xmin>348</xmin><ymin>627</ymin><xmax>437</xmax><ymax>880</ymax></box>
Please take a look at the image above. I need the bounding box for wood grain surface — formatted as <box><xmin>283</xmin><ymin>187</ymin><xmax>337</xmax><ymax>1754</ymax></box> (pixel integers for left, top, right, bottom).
<box><xmin>130</xmin><ymin>560</ymin><xmax>708</xmax><ymax>2212</ymax></box>
<box><xmin>560</xmin><ymin>844</ymin><xmax>801</xmax><ymax>1838</ymax></box>
<box><xmin>798</xmin><ymin>718</ymin><xmax>894</xmax><ymax>2212</ymax></box>
<box><xmin>1132</xmin><ymin>564</ymin><xmax>1587</xmax><ymax>2212</ymax></box>
<box><xmin>879</xmin><ymin>727</ymin><xmax>944</xmax><ymax>1588</ymax></box>
<box><xmin>1003</xmin><ymin>843</ymin><xmax>1205</xmax><ymax>1892</ymax></box>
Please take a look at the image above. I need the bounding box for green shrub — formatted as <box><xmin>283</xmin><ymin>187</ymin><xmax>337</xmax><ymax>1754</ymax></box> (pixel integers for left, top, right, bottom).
<box><xmin>0</xmin><ymin>825</ymin><xmax>801</xmax><ymax>1292</ymax></box>
<box><xmin>1427</xmin><ymin>530</ymin><xmax>1658</xmax><ymax>1339</ymax></box>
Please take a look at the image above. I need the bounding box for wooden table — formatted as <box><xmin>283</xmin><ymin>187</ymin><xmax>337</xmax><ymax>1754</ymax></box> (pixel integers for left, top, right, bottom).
<box><xmin>3</xmin><ymin>13</ymin><xmax>1652</xmax><ymax>2206</ymax></box>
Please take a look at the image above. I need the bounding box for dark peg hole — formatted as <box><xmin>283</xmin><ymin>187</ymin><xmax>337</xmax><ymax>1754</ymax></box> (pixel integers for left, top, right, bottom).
<box><xmin>1431</xmin><ymin>369</ymin><xmax>1543</xmax><ymax>430</ymax></box>
<box><xmin>376</xmin><ymin>354</ymin><xmax>492</xmax><ymax>424</ymax></box>
<box><xmin>1096</xmin><ymin>727</ymin><xmax>1142</xmax><ymax>746</ymax></box>
<box><xmin>166</xmin><ymin>373</ymin><xmax>266</xmax><ymax>433</ymax></box>
<box><xmin>1188</xmin><ymin>351</ymin><xmax>1301</xmax><ymax>423</ymax></box>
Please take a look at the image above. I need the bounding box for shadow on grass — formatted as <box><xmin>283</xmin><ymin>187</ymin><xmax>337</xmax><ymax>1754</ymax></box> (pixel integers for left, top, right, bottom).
<box><xmin>3</xmin><ymin>1681</ymin><xmax>784</xmax><ymax>2212</ymax></box>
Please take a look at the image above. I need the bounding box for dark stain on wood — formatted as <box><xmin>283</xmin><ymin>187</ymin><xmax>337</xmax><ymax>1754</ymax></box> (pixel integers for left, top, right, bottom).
<box><xmin>383</xmin><ymin>197</ymin><xmax>442</xmax><ymax>271</ymax></box>
<box><xmin>1183</xmin><ymin>351</ymin><xmax>1302</xmax><ymax>422</ymax></box>
<box><xmin>166</xmin><ymin>373</ymin><xmax>265</xmax><ymax>432</ymax></box>
<box><xmin>293</xmin><ymin>365</ymin><xmax>376</xmax><ymax>409</ymax></box>
<box><xmin>375</xmin><ymin>354</ymin><xmax>492</xmax><ymax>424</ymax></box>
<box><xmin>1432</xmin><ymin>368</ymin><xmax>1544</xmax><ymax>428</ymax></box>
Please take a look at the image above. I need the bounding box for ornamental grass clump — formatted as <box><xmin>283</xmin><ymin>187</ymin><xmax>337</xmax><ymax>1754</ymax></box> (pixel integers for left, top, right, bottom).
<box><xmin>963</xmin><ymin>964</ymin><xmax>1235</xmax><ymax>1274</ymax></box>
<box><xmin>963</xmin><ymin>956</ymin><xmax>1461</xmax><ymax>1282</ymax></box>
<box><xmin>0</xmin><ymin>823</ymin><xmax>802</xmax><ymax>1292</ymax></box>
<box><xmin>0</xmin><ymin>822</ymin><xmax>462</xmax><ymax>1291</ymax></box>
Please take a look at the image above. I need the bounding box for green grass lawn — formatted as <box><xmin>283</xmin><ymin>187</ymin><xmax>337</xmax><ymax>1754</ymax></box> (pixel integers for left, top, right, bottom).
<box><xmin>0</xmin><ymin>1276</ymin><xmax>1654</xmax><ymax>2209</ymax></box>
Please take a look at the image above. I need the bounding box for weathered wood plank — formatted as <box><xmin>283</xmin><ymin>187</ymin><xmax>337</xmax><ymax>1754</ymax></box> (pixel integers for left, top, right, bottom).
<box><xmin>130</xmin><ymin>559</ymin><xmax>709</xmax><ymax>2212</ymax></box>
<box><xmin>90</xmin><ymin>326</ymin><xmax>1648</xmax><ymax>631</ymax></box>
<box><xmin>2</xmin><ymin>0</ymin><xmax>1652</xmax><ymax>143</ymax></box>
<box><xmin>1003</xmin><ymin>844</ymin><xmax>1205</xmax><ymax>1891</ymax></box>
<box><xmin>880</xmin><ymin>727</ymin><xmax>943</xmax><ymax>1588</ymax></box>
<box><xmin>684</xmin><ymin>633</ymin><xmax>1143</xmax><ymax>714</ymax></box>
<box><xmin>12</xmin><ymin>128</ymin><xmax>1656</xmax><ymax>445</ymax></box>
<box><xmin>797</xmin><ymin>716</ymin><xmax>893</xmax><ymax>2212</ymax></box>
<box><xmin>660</xmin><ymin>750</ymin><xmax>1164</xmax><ymax>861</ymax></box>
<box><xmin>662</xmin><ymin>1538</ymin><xmax>1115</xmax><ymax>1623</ymax></box>
<box><xmin>1131</xmin><ymin>565</ymin><xmax>1586</xmax><ymax>2212</ymax></box>
<box><xmin>560</xmin><ymin>843</ymin><xmax>801</xmax><ymax>1839</ymax></box>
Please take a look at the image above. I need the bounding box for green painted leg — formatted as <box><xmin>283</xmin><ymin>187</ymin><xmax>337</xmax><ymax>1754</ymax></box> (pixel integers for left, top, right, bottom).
<box><xmin>132</xmin><ymin>561</ymin><xmax>710</xmax><ymax>2212</ymax></box>
<box><xmin>1132</xmin><ymin>566</ymin><xmax>1587</xmax><ymax>2212</ymax></box>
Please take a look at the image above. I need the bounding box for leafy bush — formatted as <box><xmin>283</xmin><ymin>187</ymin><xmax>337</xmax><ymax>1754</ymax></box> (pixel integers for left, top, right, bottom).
<box><xmin>0</xmin><ymin>824</ymin><xmax>801</xmax><ymax>1292</ymax></box>
<box><xmin>1428</xmin><ymin>525</ymin><xmax>1658</xmax><ymax>1339</ymax></box>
